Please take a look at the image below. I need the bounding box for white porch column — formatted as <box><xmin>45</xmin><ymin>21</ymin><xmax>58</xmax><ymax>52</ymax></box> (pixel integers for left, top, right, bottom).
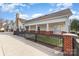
<box><xmin>64</xmin><ymin>16</ymin><xmax>70</xmax><ymax>32</ymax></box>
<box><xmin>46</xmin><ymin>23</ymin><xmax>49</xmax><ymax>31</ymax></box>
<box><xmin>29</xmin><ymin>26</ymin><xmax>31</xmax><ymax>31</ymax></box>
<box><xmin>36</xmin><ymin>24</ymin><xmax>38</xmax><ymax>31</ymax></box>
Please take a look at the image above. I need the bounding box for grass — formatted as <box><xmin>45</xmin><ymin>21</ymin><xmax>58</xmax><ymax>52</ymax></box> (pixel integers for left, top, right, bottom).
<box><xmin>24</xmin><ymin>33</ymin><xmax>63</xmax><ymax>47</ymax></box>
<box><xmin>37</xmin><ymin>35</ymin><xmax>63</xmax><ymax>47</ymax></box>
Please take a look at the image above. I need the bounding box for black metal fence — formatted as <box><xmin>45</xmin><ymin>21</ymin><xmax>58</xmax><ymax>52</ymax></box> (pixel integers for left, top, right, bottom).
<box><xmin>13</xmin><ymin>31</ymin><xmax>79</xmax><ymax>56</ymax></box>
<box><xmin>14</xmin><ymin>31</ymin><xmax>38</xmax><ymax>41</ymax></box>
<box><xmin>74</xmin><ymin>37</ymin><xmax>79</xmax><ymax>56</ymax></box>
<box><xmin>14</xmin><ymin>31</ymin><xmax>63</xmax><ymax>51</ymax></box>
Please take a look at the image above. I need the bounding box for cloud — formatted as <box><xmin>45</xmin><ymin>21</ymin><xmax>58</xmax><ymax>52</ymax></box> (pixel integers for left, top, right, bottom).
<box><xmin>14</xmin><ymin>9</ymin><xmax>20</xmax><ymax>13</ymax></box>
<box><xmin>0</xmin><ymin>3</ymin><xmax>3</xmax><ymax>6</ymax></box>
<box><xmin>49</xmin><ymin>3</ymin><xmax>78</xmax><ymax>20</ymax></box>
<box><xmin>71</xmin><ymin>9</ymin><xmax>77</xmax><ymax>15</ymax></box>
<box><xmin>69</xmin><ymin>15</ymin><xmax>79</xmax><ymax>19</ymax></box>
<box><xmin>70</xmin><ymin>9</ymin><xmax>79</xmax><ymax>19</ymax></box>
<box><xmin>1</xmin><ymin>4</ymin><xmax>15</xmax><ymax>12</ymax></box>
<box><xmin>71</xmin><ymin>9</ymin><xmax>79</xmax><ymax>15</ymax></box>
<box><xmin>31</xmin><ymin>13</ymin><xmax>43</xmax><ymax>18</ymax></box>
<box><xmin>19</xmin><ymin>13</ymin><xmax>43</xmax><ymax>20</ymax></box>
<box><xmin>48</xmin><ymin>9</ymin><xmax>53</xmax><ymax>12</ymax></box>
<box><xmin>23</xmin><ymin>3</ymin><xmax>35</xmax><ymax>8</ymax></box>
<box><xmin>19</xmin><ymin>13</ymin><xmax>44</xmax><ymax>20</ymax></box>
<box><xmin>69</xmin><ymin>9</ymin><xmax>79</xmax><ymax>19</ymax></box>
<box><xmin>49</xmin><ymin>3</ymin><xmax>72</xmax><ymax>12</ymax></box>
<box><xmin>49</xmin><ymin>3</ymin><xmax>56</xmax><ymax>7</ymax></box>
<box><xmin>19</xmin><ymin>13</ymin><xmax>29</xmax><ymax>20</ymax></box>
<box><xmin>56</xmin><ymin>3</ymin><xmax>72</xmax><ymax>8</ymax></box>
<box><xmin>27</xmin><ymin>3</ymin><xmax>35</xmax><ymax>6</ymax></box>
<box><xmin>18</xmin><ymin>13</ymin><xmax>43</xmax><ymax>20</ymax></box>
<box><xmin>56</xmin><ymin>4</ymin><xmax>79</xmax><ymax>20</ymax></box>
<box><xmin>53</xmin><ymin>3</ymin><xmax>73</xmax><ymax>12</ymax></box>
<box><xmin>0</xmin><ymin>3</ymin><xmax>30</xmax><ymax>13</ymax></box>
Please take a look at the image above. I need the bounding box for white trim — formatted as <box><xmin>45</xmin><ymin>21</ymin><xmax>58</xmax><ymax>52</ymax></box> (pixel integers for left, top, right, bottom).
<box><xmin>26</xmin><ymin>15</ymin><xmax>68</xmax><ymax>24</ymax></box>
<box><xmin>25</xmin><ymin>17</ymin><xmax>66</xmax><ymax>26</ymax></box>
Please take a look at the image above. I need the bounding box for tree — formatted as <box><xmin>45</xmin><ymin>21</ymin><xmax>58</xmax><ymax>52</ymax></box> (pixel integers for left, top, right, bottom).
<box><xmin>0</xmin><ymin>19</ymin><xmax>4</xmax><ymax>29</ymax></box>
<box><xmin>70</xmin><ymin>19</ymin><xmax>79</xmax><ymax>32</ymax></box>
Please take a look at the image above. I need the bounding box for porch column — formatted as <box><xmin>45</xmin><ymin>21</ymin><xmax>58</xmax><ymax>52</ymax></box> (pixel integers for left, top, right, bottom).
<box><xmin>46</xmin><ymin>23</ymin><xmax>50</xmax><ymax>35</ymax></box>
<box><xmin>36</xmin><ymin>24</ymin><xmax>38</xmax><ymax>31</ymax></box>
<box><xmin>64</xmin><ymin>16</ymin><xmax>70</xmax><ymax>32</ymax></box>
<box><xmin>46</xmin><ymin>23</ymin><xmax>49</xmax><ymax>31</ymax></box>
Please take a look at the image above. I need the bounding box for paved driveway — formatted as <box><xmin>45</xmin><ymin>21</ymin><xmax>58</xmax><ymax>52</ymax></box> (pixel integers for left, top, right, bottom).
<box><xmin>0</xmin><ymin>32</ymin><xmax>63</xmax><ymax>56</ymax></box>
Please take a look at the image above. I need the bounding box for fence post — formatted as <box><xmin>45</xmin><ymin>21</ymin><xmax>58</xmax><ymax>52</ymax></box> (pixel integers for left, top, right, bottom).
<box><xmin>63</xmin><ymin>33</ymin><xmax>78</xmax><ymax>56</ymax></box>
<box><xmin>35</xmin><ymin>33</ymin><xmax>37</xmax><ymax>42</ymax></box>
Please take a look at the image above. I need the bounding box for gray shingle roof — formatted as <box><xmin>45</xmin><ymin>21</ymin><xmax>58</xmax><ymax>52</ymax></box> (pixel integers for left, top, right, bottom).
<box><xmin>25</xmin><ymin>8</ymin><xmax>72</xmax><ymax>23</ymax></box>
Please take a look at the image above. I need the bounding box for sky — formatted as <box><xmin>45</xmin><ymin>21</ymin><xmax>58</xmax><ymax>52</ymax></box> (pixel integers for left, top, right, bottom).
<box><xmin>0</xmin><ymin>3</ymin><xmax>79</xmax><ymax>21</ymax></box>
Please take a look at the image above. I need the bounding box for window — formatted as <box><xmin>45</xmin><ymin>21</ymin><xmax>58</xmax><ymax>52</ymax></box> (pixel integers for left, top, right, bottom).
<box><xmin>38</xmin><ymin>26</ymin><xmax>40</xmax><ymax>33</ymax></box>
<box><xmin>38</xmin><ymin>26</ymin><xmax>40</xmax><ymax>31</ymax></box>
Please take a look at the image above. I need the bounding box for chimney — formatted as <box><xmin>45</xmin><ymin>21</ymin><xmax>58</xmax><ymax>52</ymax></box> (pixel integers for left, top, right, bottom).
<box><xmin>16</xmin><ymin>13</ymin><xmax>19</xmax><ymax>30</ymax></box>
<box><xmin>16</xmin><ymin>13</ymin><xmax>19</xmax><ymax>19</ymax></box>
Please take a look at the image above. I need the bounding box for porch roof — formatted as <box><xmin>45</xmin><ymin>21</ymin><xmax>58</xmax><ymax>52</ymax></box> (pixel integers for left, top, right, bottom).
<box><xmin>25</xmin><ymin>8</ymin><xmax>72</xmax><ymax>23</ymax></box>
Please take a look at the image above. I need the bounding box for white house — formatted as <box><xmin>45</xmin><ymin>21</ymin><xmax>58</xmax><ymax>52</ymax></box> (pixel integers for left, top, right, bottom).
<box><xmin>15</xmin><ymin>8</ymin><xmax>72</xmax><ymax>35</ymax></box>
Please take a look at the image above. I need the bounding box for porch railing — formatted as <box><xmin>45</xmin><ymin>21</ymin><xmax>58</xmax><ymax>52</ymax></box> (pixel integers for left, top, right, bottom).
<box><xmin>74</xmin><ymin>37</ymin><xmax>79</xmax><ymax>56</ymax></box>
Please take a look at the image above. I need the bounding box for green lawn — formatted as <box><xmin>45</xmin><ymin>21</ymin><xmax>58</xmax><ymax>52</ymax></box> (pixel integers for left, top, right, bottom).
<box><xmin>37</xmin><ymin>35</ymin><xmax>63</xmax><ymax>47</ymax></box>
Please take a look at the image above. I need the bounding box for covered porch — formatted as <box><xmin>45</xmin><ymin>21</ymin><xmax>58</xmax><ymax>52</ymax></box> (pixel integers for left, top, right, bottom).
<box><xmin>25</xmin><ymin>22</ymin><xmax>65</xmax><ymax>35</ymax></box>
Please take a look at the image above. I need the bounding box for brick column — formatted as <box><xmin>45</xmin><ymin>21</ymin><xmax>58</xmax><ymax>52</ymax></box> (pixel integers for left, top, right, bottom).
<box><xmin>63</xmin><ymin>33</ymin><xmax>78</xmax><ymax>56</ymax></box>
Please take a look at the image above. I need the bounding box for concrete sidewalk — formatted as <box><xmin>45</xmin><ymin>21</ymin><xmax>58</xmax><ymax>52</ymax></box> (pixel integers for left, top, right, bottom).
<box><xmin>0</xmin><ymin>32</ymin><xmax>63</xmax><ymax>56</ymax></box>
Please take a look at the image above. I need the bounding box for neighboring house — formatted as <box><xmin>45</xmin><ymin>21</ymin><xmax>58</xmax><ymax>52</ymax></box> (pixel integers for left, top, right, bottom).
<box><xmin>24</xmin><ymin>8</ymin><xmax>72</xmax><ymax>35</ymax></box>
<box><xmin>0</xmin><ymin>19</ymin><xmax>6</xmax><ymax>31</ymax></box>
<box><xmin>1</xmin><ymin>20</ymin><xmax>14</xmax><ymax>32</ymax></box>
<box><xmin>14</xmin><ymin>13</ymin><xmax>26</xmax><ymax>32</ymax></box>
<box><xmin>0</xmin><ymin>20</ymin><xmax>3</xmax><ymax>29</ymax></box>
<box><xmin>15</xmin><ymin>8</ymin><xmax>72</xmax><ymax>35</ymax></box>
<box><xmin>7</xmin><ymin>20</ymin><xmax>14</xmax><ymax>31</ymax></box>
<box><xmin>17</xmin><ymin>18</ymin><xmax>26</xmax><ymax>31</ymax></box>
